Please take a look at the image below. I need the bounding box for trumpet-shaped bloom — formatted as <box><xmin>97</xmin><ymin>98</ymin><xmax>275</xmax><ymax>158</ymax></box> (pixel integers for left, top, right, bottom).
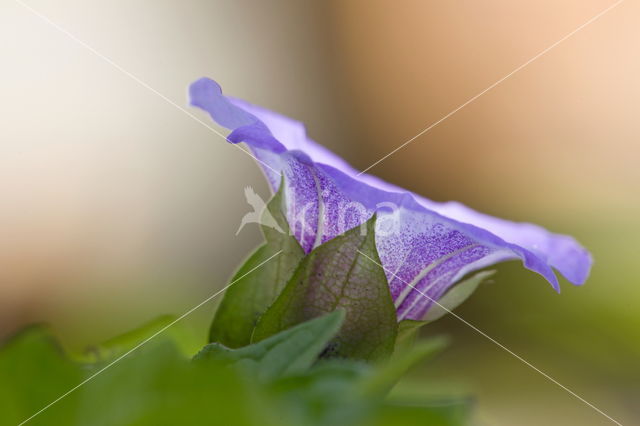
<box><xmin>189</xmin><ymin>77</ymin><xmax>592</xmax><ymax>320</ymax></box>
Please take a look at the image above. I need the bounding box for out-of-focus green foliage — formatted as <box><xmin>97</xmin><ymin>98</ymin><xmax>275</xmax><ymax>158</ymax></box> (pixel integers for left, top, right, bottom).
<box><xmin>0</xmin><ymin>326</ymin><xmax>260</xmax><ymax>426</ymax></box>
<box><xmin>72</xmin><ymin>315</ymin><xmax>201</xmax><ymax>363</ymax></box>
<box><xmin>0</xmin><ymin>327</ymin><xmax>84</xmax><ymax>425</ymax></box>
<box><xmin>0</xmin><ymin>313</ymin><xmax>468</xmax><ymax>426</ymax></box>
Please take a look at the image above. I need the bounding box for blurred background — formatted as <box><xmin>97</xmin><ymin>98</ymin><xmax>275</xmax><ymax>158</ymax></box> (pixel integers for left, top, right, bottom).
<box><xmin>1</xmin><ymin>0</ymin><xmax>638</xmax><ymax>424</ymax></box>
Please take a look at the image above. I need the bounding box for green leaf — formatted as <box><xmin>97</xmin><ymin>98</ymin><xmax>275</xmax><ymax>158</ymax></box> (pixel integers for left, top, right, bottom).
<box><xmin>358</xmin><ymin>337</ymin><xmax>448</xmax><ymax>397</ymax></box>
<box><xmin>252</xmin><ymin>215</ymin><xmax>398</xmax><ymax>362</ymax></box>
<box><xmin>423</xmin><ymin>270</ymin><xmax>495</xmax><ymax>322</ymax></box>
<box><xmin>394</xmin><ymin>319</ymin><xmax>429</xmax><ymax>355</ymax></box>
<box><xmin>209</xmin><ymin>178</ymin><xmax>305</xmax><ymax>347</ymax></box>
<box><xmin>196</xmin><ymin>310</ymin><xmax>345</xmax><ymax>381</ymax></box>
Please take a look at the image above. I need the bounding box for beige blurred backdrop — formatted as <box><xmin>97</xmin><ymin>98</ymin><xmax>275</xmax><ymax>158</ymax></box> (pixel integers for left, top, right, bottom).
<box><xmin>1</xmin><ymin>1</ymin><xmax>638</xmax><ymax>425</ymax></box>
<box><xmin>0</xmin><ymin>0</ymin><xmax>351</xmax><ymax>335</ymax></box>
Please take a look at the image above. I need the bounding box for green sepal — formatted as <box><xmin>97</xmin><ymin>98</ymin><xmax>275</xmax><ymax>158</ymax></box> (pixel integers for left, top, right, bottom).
<box><xmin>423</xmin><ymin>270</ymin><xmax>495</xmax><ymax>322</ymax></box>
<box><xmin>392</xmin><ymin>271</ymin><xmax>494</xmax><ymax>355</ymax></box>
<box><xmin>209</xmin><ymin>177</ymin><xmax>304</xmax><ymax>347</ymax></box>
<box><xmin>252</xmin><ymin>215</ymin><xmax>398</xmax><ymax>362</ymax></box>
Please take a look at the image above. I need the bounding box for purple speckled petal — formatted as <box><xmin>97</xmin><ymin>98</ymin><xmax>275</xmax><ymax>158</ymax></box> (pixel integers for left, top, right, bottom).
<box><xmin>189</xmin><ymin>77</ymin><xmax>593</xmax><ymax>320</ymax></box>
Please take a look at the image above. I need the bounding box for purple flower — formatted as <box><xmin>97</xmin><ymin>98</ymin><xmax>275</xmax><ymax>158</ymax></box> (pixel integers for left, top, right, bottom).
<box><xmin>189</xmin><ymin>77</ymin><xmax>592</xmax><ymax>321</ymax></box>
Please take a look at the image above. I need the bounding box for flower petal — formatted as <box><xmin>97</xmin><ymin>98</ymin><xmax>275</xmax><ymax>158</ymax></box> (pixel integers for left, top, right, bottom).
<box><xmin>189</xmin><ymin>77</ymin><xmax>592</xmax><ymax>320</ymax></box>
